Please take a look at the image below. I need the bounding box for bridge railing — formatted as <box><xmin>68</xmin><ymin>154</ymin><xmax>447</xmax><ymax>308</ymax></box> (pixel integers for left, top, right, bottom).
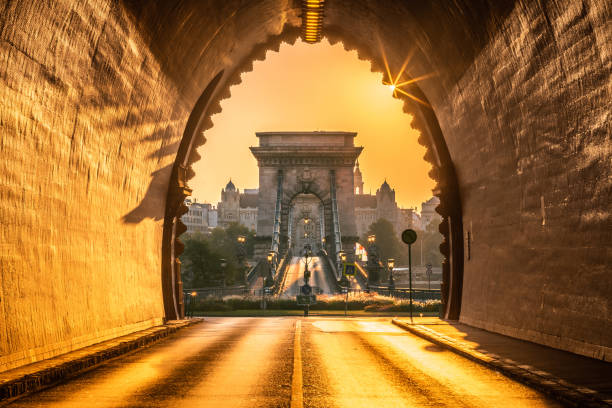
<box><xmin>184</xmin><ymin>286</ymin><xmax>250</xmax><ymax>298</ymax></box>
<box><xmin>245</xmin><ymin>261</ymin><xmax>262</xmax><ymax>285</ymax></box>
<box><xmin>184</xmin><ymin>286</ymin><xmax>282</xmax><ymax>299</ymax></box>
<box><xmin>318</xmin><ymin>251</ymin><xmax>342</xmax><ymax>293</ymax></box>
<box><xmin>354</xmin><ymin>262</ymin><xmax>369</xmax><ymax>288</ymax></box>
<box><xmin>272</xmin><ymin>250</ymin><xmax>292</xmax><ymax>295</ymax></box>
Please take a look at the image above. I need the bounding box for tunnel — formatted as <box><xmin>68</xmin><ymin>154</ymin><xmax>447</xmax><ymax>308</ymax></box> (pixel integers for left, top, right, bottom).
<box><xmin>0</xmin><ymin>0</ymin><xmax>610</xmax><ymax>372</ymax></box>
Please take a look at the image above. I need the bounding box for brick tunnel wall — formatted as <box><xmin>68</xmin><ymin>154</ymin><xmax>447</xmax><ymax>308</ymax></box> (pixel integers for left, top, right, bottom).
<box><xmin>0</xmin><ymin>0</ymin><xmax>609</xmax><ymax>371</ymax></box>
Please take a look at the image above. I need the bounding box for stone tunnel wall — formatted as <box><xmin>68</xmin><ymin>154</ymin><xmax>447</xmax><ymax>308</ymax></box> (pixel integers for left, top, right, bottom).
<box><xmin>437</xmin><ymin>0</ymin><xmax>611</xmax><ymax>360</ymax></box>
<box><xmin>0</xmin><ymin>0</ymin><xmax>610</xmax><ymax>371</ymax></box>
<box><xmin>0</xmin><ymin>0</ymin><xmax>298</xmax><ymax>371</ymax></box>
<box><xmin>323</xmin><ymin>0</ymin><xmax>611</xmax><ymax>360</ymax></box>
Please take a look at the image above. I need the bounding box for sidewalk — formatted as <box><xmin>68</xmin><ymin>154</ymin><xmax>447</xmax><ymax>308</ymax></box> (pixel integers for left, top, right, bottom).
<box><xmin>0</xmin><ymin>319</ymin><xmax>203</xmax><ymax>405</ymax></box>
<box><xmin>392</xmin><ymin>317</ymin><xmax>612</xmax><ymax>408</ymax></box>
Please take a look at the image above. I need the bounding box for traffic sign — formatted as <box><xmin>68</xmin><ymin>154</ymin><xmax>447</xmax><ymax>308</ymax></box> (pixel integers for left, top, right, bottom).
<box><xmin>401</xmin><ymin>229</ymin><xmax>417</xmax><ymax>245</ymax></box>
<box><xmin>343</xmin><ymin>263</ymin><xmax>356</xmax><ymax>276</ymax></box>
<box><xmin>301</xmin><ymin>284</ymin><xmax>312</xmax><ymax>295</ymax></box>
<box><xmin>297</xmin><ymin>294</ymin><xmax>316</xmax><ymax>305</ymax></box>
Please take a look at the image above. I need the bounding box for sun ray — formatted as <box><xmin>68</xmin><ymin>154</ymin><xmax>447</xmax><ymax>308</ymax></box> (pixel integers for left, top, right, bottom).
<box><xmin>393</xmin><ymin>47</ymin><xmax>416</xmax><ymax>85</ymax></box>
<box><xmin>378</xmin><ymin>37</ymin><xmax>394</xmax><ymax>85</ymax></box>
<box><xmin>395</xmin><ymin>87</ymin><xmax>432</xmax><ymax>108</ymax></box>
<box><xmin>395</xmin><ymin>72</ymin><xmax>437</xmax><ymax>87</ymax></box>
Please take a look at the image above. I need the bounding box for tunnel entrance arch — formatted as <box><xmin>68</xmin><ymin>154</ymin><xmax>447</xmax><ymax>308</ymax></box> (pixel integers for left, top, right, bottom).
<box><xmin>164</xmin><ymin>30</ymin><xmax>463</xmax><ymax>321</ymax></box>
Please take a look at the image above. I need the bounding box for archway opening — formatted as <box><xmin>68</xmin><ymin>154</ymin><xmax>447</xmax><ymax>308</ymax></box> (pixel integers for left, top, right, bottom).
<box><xmin>167</xmin><ymin>37</ymin><xmax>458</xmax><ymax>320</ymax></box>
<box><xmin>289</xmin><ymin>193</ymin><xmax>324</xmax><ymax>253</ymax></box>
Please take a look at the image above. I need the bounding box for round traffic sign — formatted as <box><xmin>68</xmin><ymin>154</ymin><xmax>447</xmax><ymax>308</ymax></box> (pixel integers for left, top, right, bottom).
<box><xmin>301</xmin><ymin>284</ymin><xmax>312</xmax><ymax>295</ymax></box>
<box><xmin>401</xmin><ymin>229</ymin><xmax>417</xmax><ymax>245</ymax></box>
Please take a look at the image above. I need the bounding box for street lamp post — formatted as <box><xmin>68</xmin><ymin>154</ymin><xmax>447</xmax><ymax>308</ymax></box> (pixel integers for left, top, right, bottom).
<box><xmin>366</xmin><ymin>234</ymin><xmax>377</xmax><ymax>289</ymax></box>
<box><xmin>189</xmin><ymin>291</ymin><xmax>197</xmax><ymax>318</ymax></box>
<box><xmin>267</xmin><ymin>251</ymin><xmax>276</xmax><ymax>283</ymax></box>
<box><xmin>387</xmin><ymin>258</ymin><xmax>395</xmax><ymax>292</ymax></box>
<box><xmin>340</xmin><ymin>251</ymin><xmax>349</xmax><ymax>316</ymax></box>
<box><xmin>303</xmin><ymin>245</ymin><xmax>313</xmax><ymax>286</ymax></box>
<box><xmin>220</xmin><ymin>259</ymin><xmax>227</xmax><ymax>290</ymax></box>
<box><xmin>302</xmin><ymin>245</ymin><xmax>314</xmax><ymax>317</ymax></box>
<box><xmin>236</xmin><ymin>235</ymin><xmax>247</xmax><ymax>284</ymax></box>
<box><xmin>263</xmin><ymin>252</ymin><xmax>274</xmax><ymax>310</ymax></box>
<box><xmin>338</xmin><ymin>250</ymin><xmax>347</xmax><ymax>287</ymax></box>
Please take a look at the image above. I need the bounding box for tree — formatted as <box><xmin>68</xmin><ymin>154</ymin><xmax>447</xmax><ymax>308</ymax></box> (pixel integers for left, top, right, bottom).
<box><xmin>180</xmin><ymin>234</ymin><xmax>225</xmax><ymax>288</ymax></box>
<box><xmin>179</xmin><ymin>223</ymin><xmax>256</xmax><ymax>288</ymax></box>
<box><xmin>361</xmin><ymin>218</ymin><xmax>402</xmax><ymax>264</ymax></box>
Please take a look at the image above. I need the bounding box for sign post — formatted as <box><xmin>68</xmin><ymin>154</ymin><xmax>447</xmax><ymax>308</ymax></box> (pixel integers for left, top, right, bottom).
<box><xmin>401</xmin><ymin>229</ymin><xmax>418</xmax><ymax>322</ymax></box>
<box><xmin>342</xmin><ymin>286</ymin><xmax>348</xmax><ymax>317</ymax></box>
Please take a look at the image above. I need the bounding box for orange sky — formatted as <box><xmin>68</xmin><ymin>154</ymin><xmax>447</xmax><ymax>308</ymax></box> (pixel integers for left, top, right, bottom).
<box><xmin>191</xmin><ymin>39</ymin><xmax>434</xmax><ymax>210</ymax></box>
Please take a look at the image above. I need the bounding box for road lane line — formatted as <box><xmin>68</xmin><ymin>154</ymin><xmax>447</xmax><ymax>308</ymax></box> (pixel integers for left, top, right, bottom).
<box><xmin>291</xmin><ymin>320</ymin><xmax>303</xmax><ymax>408</ymax></box>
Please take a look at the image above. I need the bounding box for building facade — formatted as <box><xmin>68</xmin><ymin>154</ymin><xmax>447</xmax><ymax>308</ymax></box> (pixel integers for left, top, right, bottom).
<box><xmin>182</xmin><ymin>198</ymin><xmax>217</xmax><ymax>234</ymax></box>
<box><xmin>353</xmin><ymin>161</ymin><xmax>422</xmax><ymax>238</ymax></box>
<box><xmin>419</xmin><ymin>196</ymin><xmax>441</xmax><ymax>230</ymax></box>
<box><xmin>196</xmin><ymin>152</ymin><xmax>440</xmax><ymax>239</ymax></box>
<box><xmin>217</xmin><ymin>180</ymin><xmax>259</xmax><ymax>231</ymax></box>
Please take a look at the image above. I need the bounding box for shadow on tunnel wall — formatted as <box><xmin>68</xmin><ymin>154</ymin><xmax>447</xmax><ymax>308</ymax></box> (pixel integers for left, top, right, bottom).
<box><xmin>122</xmin><ymin>165</ymin><xmax>173</xmax><ymax>223</ymax></box>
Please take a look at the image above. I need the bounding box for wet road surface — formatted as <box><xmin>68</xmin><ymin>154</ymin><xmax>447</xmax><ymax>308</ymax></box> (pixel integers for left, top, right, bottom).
<box><xmin>8</xmin><ymin>317</ymin><xmax>562</xmax><ymax>407</ymax></box>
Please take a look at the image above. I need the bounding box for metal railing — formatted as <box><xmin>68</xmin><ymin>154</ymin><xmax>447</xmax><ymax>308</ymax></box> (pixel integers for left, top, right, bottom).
<box><xmin>184</xmin><ymin>286</ymin><xmax>272</xmax><ymax>299</ymax></box>
<box><xmin>329</xmin><ymin>170</ymin><xmax>342</xmax><ymax>277</ymax></box>
<box><xmin>272</xmin><ymin>250</ymin><xmax>292</xmax><ymax>295</ymax></box>
<box><xmin>271</xmin><ymin>170</ymin><xmax>283</xmax><ymax>257</ymax></box>
<box><xmin>354</xmin><ymin>262</ymin><xmax>369</xmax><ymax>288</ymax></box>
<box><xmin>245</xmin><ymin>262</ymin><xmax>262</xmax><ymax>284</ymax></box>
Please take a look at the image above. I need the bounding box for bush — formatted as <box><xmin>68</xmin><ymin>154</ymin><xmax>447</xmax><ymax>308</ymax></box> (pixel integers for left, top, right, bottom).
<box><xmin>363</xmin><ymin>299</ymin><xmax>440</xmax><ymax>313</ymax></box>
<box><xmin>188</xmin><ymin>292</ymin><xmax>441</xmax><ymax>312</ymax></box>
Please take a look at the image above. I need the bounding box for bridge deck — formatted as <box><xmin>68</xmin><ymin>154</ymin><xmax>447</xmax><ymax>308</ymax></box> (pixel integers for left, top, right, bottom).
<box><xmin>279</xmin><ymin>257</ymin><xmax>336</xmax><ymax>296</ymax></box>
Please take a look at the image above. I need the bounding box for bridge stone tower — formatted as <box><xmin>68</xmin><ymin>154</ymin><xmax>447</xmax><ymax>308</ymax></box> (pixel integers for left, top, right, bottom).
<box><xmin>250</xmin><ymin>132</ymin><xmax>362</xmax><ymax>277</ymax></box>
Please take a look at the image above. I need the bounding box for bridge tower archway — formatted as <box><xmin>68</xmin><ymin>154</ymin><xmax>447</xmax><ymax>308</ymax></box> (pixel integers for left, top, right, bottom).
<box><xmin>250</xmin><ymin>131</ymin><xmax>362</xmax><ymax>277</ymax></box>
<box><xmin>286</xmin><ymin>193</ymin><xmax>324</xmax><ymax>254</ymax></box>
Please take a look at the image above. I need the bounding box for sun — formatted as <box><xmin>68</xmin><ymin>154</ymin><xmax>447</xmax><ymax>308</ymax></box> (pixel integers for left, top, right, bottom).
<box><xmin>379</xmin><ymin>42</ymin><xmax>434</xmax><ymax>107</ymax></box>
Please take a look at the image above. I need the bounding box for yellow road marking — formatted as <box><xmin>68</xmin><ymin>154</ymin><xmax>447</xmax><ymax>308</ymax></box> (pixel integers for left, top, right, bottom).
<box><xmin>291</xmin><ymin>320</ymin><xmax>303</xmax><ymax>408</ymax></box>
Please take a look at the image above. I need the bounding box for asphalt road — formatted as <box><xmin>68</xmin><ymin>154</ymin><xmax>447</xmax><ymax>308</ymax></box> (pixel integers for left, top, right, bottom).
<box><xmin>8</xmin><ymin>317</ymin><xmax>562</xmax><ymax>408</ymax></box>
<box><xmin>281</xmin><ymin>257</ymin><xmax>335</xmax><ymax>296</ymax></box>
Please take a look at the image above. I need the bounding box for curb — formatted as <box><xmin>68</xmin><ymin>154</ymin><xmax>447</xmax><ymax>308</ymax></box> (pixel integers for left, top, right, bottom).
<box><xmin>391</xmin><ymin>319</ymin><xmax>612</xmax><ymax>408</ymax></box>
<box><xmin>0</xmin><ymin>319</ymin><xmax>204</xmax><ymax>404</ymax></box>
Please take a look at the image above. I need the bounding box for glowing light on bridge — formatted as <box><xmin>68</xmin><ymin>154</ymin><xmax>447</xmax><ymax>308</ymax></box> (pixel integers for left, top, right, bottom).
<box><xmin>301</xmin><ymin>0</ymin><xmax>325</xmax><ymax>43</ymax></box>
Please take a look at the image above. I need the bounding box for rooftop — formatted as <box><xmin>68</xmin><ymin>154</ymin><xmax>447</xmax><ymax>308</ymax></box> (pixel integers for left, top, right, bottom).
<box><xmin>255</xmin><ymin>131</ymin><xmax>358</xmax><ymax>147</ymax></box>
